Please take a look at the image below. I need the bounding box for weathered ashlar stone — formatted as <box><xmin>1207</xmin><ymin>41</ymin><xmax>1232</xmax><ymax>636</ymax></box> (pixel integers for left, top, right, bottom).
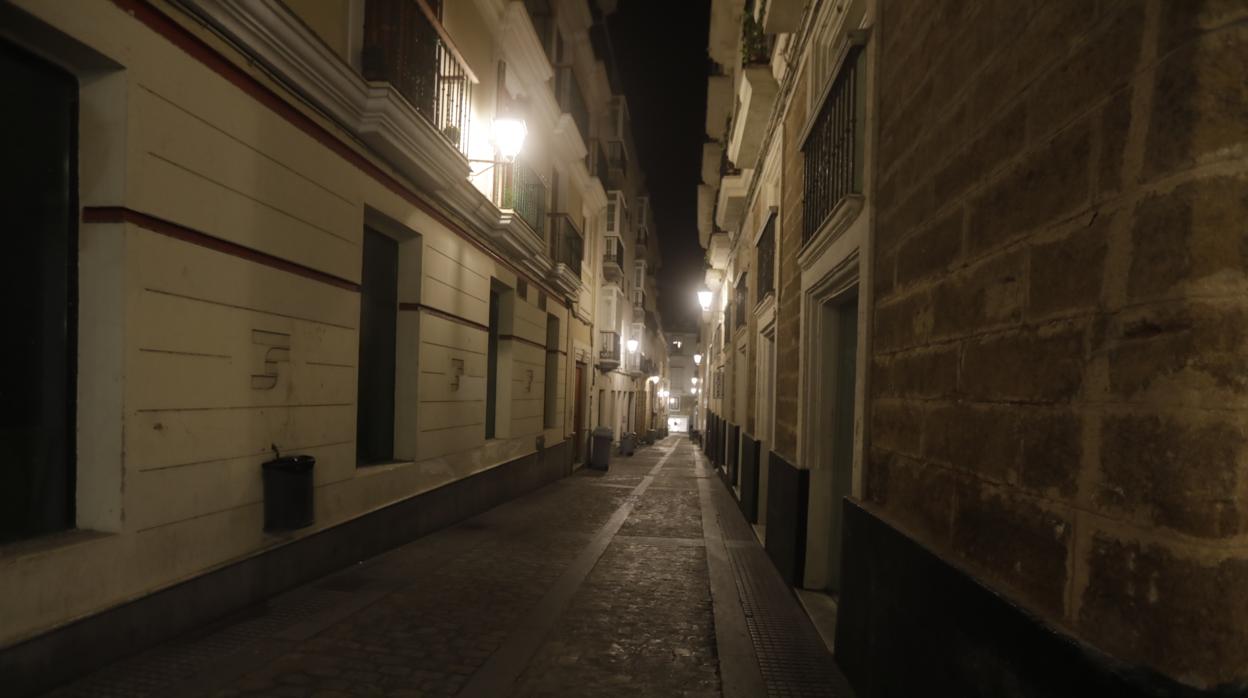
<box><xmin>1078</xmin><ymin>534</ymin><xmax>1248</xmax><ymax>687</ymax></box>
<box><xmin>951</xmin><ymin>481</ymin><xmax>1071</xmax><ymax>619</ymax></box>
<box><xmin>867</xmin><ymin>0</ymin><xmax>1248</xmax><ymax>689</ymax></box>
<box><xmin>1128</xmin><ymin>175</ymin><xmax>1248</xmax><ymax>301</ymax></box>
<box><xmin>1099</xmin><ymin>411</ymin><xmax>1247</xmax><ymax>539</ymax></box>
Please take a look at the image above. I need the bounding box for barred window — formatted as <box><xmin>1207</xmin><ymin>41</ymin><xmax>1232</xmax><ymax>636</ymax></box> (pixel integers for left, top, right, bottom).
<box><xmin>802</xmin><ymin>45</ymin><xmax>864</xmax><ymax>243</ymax></box>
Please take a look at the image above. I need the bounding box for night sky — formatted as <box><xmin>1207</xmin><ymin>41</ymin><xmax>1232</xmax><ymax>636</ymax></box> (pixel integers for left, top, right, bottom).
<box><xmin>608</xmin><ymin>0</ymin><xmax>711</xmax><ymax>334</ymax></box>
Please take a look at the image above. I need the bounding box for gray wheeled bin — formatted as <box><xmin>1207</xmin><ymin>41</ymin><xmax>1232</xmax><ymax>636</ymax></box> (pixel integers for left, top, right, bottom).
<box><xmin>620</xmin><ymin>431</ymin><xmax>637</xmax><ymax>456</ymax></box>
<box><xmin>590</xmin><ymin>427</ymin><xmax>613</xmax><ymax>470</ymax></box>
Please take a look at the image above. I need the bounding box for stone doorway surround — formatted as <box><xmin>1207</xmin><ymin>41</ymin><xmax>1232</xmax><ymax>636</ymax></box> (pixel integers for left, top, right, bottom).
<box><xmin>796</xmin><ymin>192</ymin><xmax>870</xmax><ymax>594</ymax></box>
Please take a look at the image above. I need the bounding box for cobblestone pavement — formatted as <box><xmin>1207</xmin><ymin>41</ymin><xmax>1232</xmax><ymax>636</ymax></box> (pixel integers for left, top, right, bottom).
<box><xmin>48</xmin><ymin>437</ymin><xmax>852</xmax><ymax>697</ymax></box>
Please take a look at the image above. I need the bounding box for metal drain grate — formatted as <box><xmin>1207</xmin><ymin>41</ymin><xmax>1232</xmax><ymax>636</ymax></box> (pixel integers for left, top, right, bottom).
<box><xmin>727</xmin><ymin>544</ymin><xmax>854</xmax><ymax>697</ymax></box>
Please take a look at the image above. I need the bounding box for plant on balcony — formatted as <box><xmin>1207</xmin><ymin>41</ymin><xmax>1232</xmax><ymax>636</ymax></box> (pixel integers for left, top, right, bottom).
<box><xmin>741</xmin><ymin>0</ymin><xmax>771</xmax><ymax>66</ymax></box>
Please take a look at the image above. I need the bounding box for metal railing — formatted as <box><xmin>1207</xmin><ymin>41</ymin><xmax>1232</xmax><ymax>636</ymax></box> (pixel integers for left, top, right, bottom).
<box><xmin>603</xmin><ymin>236</ymin><xmax>624</xmax><ymax>269</ymax></box>
<box><xmin>549</xmin><ymin>213</ymin><xmax>584</xmax><ymax>276</ymax></box>
<box><xmin>362</xmin><ymin>0</ymin><xmax>474</xmax><ymax>156</ymax></box>
<box><xmin>757</xmin><ymin>213</ymin><xmax>775</xmax><ymax>301</ymax></box>
<box><xmin>555</xmin><ymin>66</ymin><xmax>589</xmax><ymax>141</ymax></box>
<box><xmin>607</xmin><ymin>141</ymin><xmax>628</xmax><ymax>172</ymax></box>
<box><xmin>598</xmin><ymin>330</ymin><xmax>621</xmax><ymax>367</ymax></box>
<box><xmin>803</xmin><ymin>45</ymin><xmax>863</xmax><ymax>243</ymax></box>
<box><xmin>590</xmin><ymin>140</ymin><xmax>609</xmax><ymax>183</ymax></box>
<box><xmin>524</xmin><ymin>0</ymin><xmax>555</xmax><ymax>63</ymax></box>
<box><xmin>741</xmin><ymin>0</ymin><xmax>774</xmax><ymax>66</ymax></box>
<box><xmin>734</xmin><ymin>273</ymin><xmax>748</xmax><ymax>330</ymax></box>
<box><xmin>497</xmin><ymin>160</ymin><xmax>547</xmax><ymax>234</ymax></box>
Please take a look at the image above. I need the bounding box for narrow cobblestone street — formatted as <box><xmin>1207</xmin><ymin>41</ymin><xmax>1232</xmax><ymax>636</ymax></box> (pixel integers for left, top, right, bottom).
<box><xmin>48</xmin><ymin>438</ymin><xmax>852</xmax><ymax>697</ymax></box>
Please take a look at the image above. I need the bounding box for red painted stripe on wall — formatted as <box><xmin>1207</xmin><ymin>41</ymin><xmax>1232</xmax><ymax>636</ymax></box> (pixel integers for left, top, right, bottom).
<box><xmin>106</xmin><ymin>0</ymin><xmax>569</xmax><ymax>308</ymax></box>
<box><xmin>82</xmin><ymin>206</ymin><xmax>361</xmax><ymax>292</ymax></box>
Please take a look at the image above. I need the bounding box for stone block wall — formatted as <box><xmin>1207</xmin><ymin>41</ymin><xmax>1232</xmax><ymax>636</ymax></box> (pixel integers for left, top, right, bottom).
<box><xmin>869</xmin><ymin>0</ymin><xmax>1248</xmax><ymax>688</ymax></box>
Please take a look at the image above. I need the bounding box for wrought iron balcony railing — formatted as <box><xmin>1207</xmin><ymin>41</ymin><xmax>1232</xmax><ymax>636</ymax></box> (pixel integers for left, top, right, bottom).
<box><xmin>497</xmin><ymin>160</ymin><xmax>547</xmax><ymax>235</ymax></box>
<box><xmin>757</xmin><ymin>213</ymin><xmax>775</xmax><ymax>302</ymax></box>
<box><xmin>555</xmin><ymin>66</ymin><xmax>590</xmax><ymax>142</ymax></box>
<box><xmin>741</xmin><ymin>0</ymin><xmax>775</xmax><ymax>66</ymax></box>
<box><xmin>734</xmin><ymin>272</ymin><xmax>748</xmax><ymax>330</ymax></box>
<box><xmin>602</xmin><ymin>236</ymin><xmax>624</xmax><ymax>281</ymax></box>
<box><xmin>549</xmin><ymin>213</ymin><xmax>584</xmax><ymax>276</ymax></box>
<box><xmin>362</xmin><ymin>0</ymin><xmax>473</xmax><ymax>156</ymax></box>
<box><xmin>524</xmin><ymin>0</ymin><xmax>555</xmax><ymax>63</ymax></box>
<box><xmin>803</xmin><ymin>45</ymin><xmax>864</xmax><ymax>243</ymax></box>
<box><xmin>590</xmin><ymin>140</ymin><xmax>609</xmax><ymax>184</ymax></box>
<box><xmin>598</xmin><ymin>330</ymin><xmax>621</xmax><ymax>370</ymax></box>
<box><xmin>607</xmin><ymin>140</ymin><xmax>628</xmax><ymax>181</ymax></box>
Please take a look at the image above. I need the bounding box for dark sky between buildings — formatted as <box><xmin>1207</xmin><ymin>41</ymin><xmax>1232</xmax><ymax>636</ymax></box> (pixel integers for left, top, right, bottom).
<box><xmin>608</xmin><ymin>0</ymin><xmax>710</xmax><ymax>334</ymax></box>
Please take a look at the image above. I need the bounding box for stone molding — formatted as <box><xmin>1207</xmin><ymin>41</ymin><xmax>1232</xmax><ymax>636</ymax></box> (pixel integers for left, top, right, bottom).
<box><xmin>797</xmin><ymin>194</ymin><xmax>864</xmax><ymax>272</ymax></box>
<box><xmin>178</xmin><ymin>0</ymin><xmax>588</xmax><ymax>299</ymax></box>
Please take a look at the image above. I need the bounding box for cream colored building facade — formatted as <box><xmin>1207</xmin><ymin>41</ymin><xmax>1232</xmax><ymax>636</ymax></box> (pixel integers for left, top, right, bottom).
<box><xmin>0</xmin><ymin>0</ymin><xmax>666</xmax><ymax>679</ymax></box>
<box><xmin>694</xmin><ymin>0</ymin><xmax>873</xmax><ymax>590</ymax></box>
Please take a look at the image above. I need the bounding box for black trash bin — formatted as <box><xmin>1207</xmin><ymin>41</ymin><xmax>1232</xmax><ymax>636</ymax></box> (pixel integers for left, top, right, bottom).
<box><xmin>262</xmin><ymin>454</ymin><xmax>315</xmax><ymax>531</ymax></box>
<box><xmin>590</xmin><ymin>427</ymin><xmax>613</xmax><ymax>470</ymax></box>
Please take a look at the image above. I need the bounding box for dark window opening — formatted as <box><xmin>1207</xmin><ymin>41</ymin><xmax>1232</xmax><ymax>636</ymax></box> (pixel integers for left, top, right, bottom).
<box><xmin>1</xmin><ymin>40</ymin><xmax>78</xmax><ymax>543</ymax></box>
<box><xmin>757</xmin><ymin>212</ymin><xmax>776</xmax><ymax>302</ymax></box>
<box><xmin>356</xmin><ymin>227</ymin><xmax>398</xmax><ymax>465</ymax></box>
<box><xmin>544</xmin><ymin>314</ymin><xmax>560</xmax><ymax>428</ymax></box>
<box><xmin>486</xmin><ymin>289</ymin><xmax>501</xmax><ymax>439</ymax></box>
<box><xmin>734</xmin><ymin>273</ymin><xmax>748</xmax><ymax>330</ymax></box>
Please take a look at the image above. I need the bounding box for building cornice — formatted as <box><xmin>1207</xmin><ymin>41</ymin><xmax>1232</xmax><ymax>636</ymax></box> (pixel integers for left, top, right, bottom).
<box><xmin>175</xmin><ymin>0</ymin><xmax>585</xmax><ymax>300</ymax></box>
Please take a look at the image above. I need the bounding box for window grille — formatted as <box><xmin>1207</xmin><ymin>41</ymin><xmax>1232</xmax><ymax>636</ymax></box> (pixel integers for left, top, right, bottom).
<box><xmin>802</xmin><ymin>45</ymin><xmax>864</xmax><ymax>243</ymax></box>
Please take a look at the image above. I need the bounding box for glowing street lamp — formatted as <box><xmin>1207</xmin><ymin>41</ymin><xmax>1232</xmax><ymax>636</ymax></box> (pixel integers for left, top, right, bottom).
<box><xmin>491</xmin><ymin>117</ymin><xmax>527</xmax><ymax>161</ymax></box>
<box><xmin>691</xmin><ymin>377</ymin><xmax>698</xmax><ymax>385</ymax></box>
<box><xmin>697</xmin><ymin>288</ymin><xmax>713</xmax><ymax>312</ymax></box>
<box><xmin>693</xmin><ymin>353</ymin><xmax>703</xmax><ymax>366</ymax></box>
<box><xmin>626</xmin><ymin>338</ymin><xmax>640</xmax><ymax>353</ymax></box>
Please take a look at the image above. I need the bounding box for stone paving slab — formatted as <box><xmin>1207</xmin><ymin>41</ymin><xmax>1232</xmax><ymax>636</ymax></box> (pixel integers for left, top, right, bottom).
<box><xmin>45</xmin><ymin>437</ymin><xmax>854</xmax><ymax>697</ymax></box>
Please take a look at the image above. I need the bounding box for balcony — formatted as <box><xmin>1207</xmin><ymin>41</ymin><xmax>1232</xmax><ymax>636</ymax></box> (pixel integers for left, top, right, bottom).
<box><xmin>740</xmin><ymin>2</ymin><xmax>775</xmax><ymax>67</ymax></box>
<box><xmin>633</xmin><ymin>289</ymin><xmax>647</xmax><ymax>312</ymax></box>
<box><xmin>598</xmin><ymin>330</ymin><xmax>621</xmax><ymax>371</ymax></box>
<box><xmin>757</xmin><ymin>213</ymin><xmax>775</xmax><ymax>302</ymax></box>
<box><xmin>803</xmin><ymin>45</ymin><xmax>865</xmax><ymax>244</ymax></box>
<box><xmin>716</xmin><ymin>171</ymin><xmax>749</xmax><ymax>233</ymax></box>
<box><xmin>590</xmin><ymin>140</ymin><xmax>609</xmax><ymax>184</ymax></box>
<box><xmin>727</xmin><ymin>65</ymin><xmax>778</xmax><ymax>168</ymax></box>
<box><xmin>362</xmin><ymin>0</ymin><xmax>474</xmax><ymax>157</ymax></box>
<box><xmin>640</xmin><ymin>356</ymin><xmax>657</xmax><ymax>377</ymax></box>
<box><xmin>734</xmin><ymin>272</ymin><xmax>748</xmax><ymax>331</ymax></box>
<box><xmin>496</xmin><ymin>160</ymin><xmax>547</xmax><ymax>235</ymax></box>
<box><xmin>606</xmin><ymin>141</ymin><xmax>628</xmax><ymax>189</ymax></box>
<box><xmin>602</xmin><ymin>236</ymin><xmax>625</xmax><ymax>283</ymax></box>
<box><xmin>549</xmin><ymin>213</ymin><xmax>584</xmax><ymax>277</ymax></box>
<box><xmin>555</xmin><ymin>66</ymin><xmax>590</xmax><ymax>142</ymax></box>
<box><xmin>524</xmin><ymin>0</ymin><xmax>555</xmax><ymax>63</ymax></box>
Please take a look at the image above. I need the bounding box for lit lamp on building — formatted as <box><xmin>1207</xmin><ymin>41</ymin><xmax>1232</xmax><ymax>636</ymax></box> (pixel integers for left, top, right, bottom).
<box><xmin>693</xmin><ymin>353</ymin><xmax>702</xmax><ymax>366</ymax></box>
<box><xmin>626</xmin><ymin>338</ymin><xmax>639</xmax><ymax>354</ymax></box>
<box><xmin>697</xmin><ymin>288</ymin><xmax>713</xmax><ymax>312</ymax></box>
<box><xmin>491</xmin><ymin>116</ymin><xmax>527</xmax><ymax>162</ymax></box>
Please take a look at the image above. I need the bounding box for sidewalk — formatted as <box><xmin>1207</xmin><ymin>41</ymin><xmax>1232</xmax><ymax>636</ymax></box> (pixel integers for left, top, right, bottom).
<box><xmin>48</xmin><ymin>437</ymin><xmax>854</xmax><ymax>697</ymax></box>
